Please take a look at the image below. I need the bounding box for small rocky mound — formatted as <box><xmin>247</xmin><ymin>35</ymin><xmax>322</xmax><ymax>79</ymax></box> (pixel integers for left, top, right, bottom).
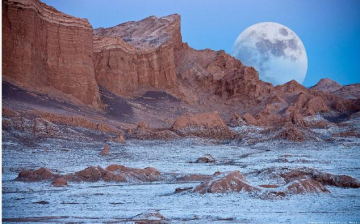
<box><xmin>175</xmin><ymin>187</ymin><xmax>193</xmax><ymax>193</ymax></box>
<box><xmin>112</xmin><ymin>132</ymin><xmax>126</xmax><ymax>144</ymax></box>
<box><xmin>285</xmin><ymin>179</ymin><xmax>330</xmax><ymax>194</ymax></box>
<box><xmin>52</xmin><ymin>178</ymin><xmax>68</xmax><ymax>187</ymax></box>
<box><xmin>280</xmin><ymin>168</ymin><xmax>360</xmax><ymax>188</ymax></box>
<box><xmin>193</xmin><ymin>154</ymin><xmax>216</xmax><ymax>163</ymax></box>
<box><xmin>287</xmin><ymin>110</ymin><xmax>307</xmax><ymax>127</ymax></box>
<box><xmin>16</xmin><ymin>167</ymin><xmax>59</xmax><ymax>181</ymax></box>
<box><xmin>99</xmin><ymin>144</ymin><xmax>110</xmax><ymax>155</ymax></box>
<box><xmin>272</xmin><ymin>122</ymin><xmax>305</xmax><ymax>141</ymax></box>
<box><xmin>132</xmin><ymin>211</ymin><xmax>166</xmax><ymax>223</ymax></box>
<box><xmin>255</xmin><ymin>167</ymin><xmax>360</xmax><ymax>189</ymax></box>
<box><xmin>148</xmin><ymin>130</ymin><xmax>180</xmax><ymax>140</ymax></box>
<box><xmin>172</xmin><ymin>112</ymin><xmax>233</xmax><ymax>139</ymax></box>
<box><xmin>133</xmin><ymin>122</ymin><xmax>179</xmax><ymax>140</ymax></box>
<box><xmin>192</xmin><ymin>171</ymin><xmax>259</xmax><ymax>194</ymax></box>
<box><xmin>242</xmin><ymin>113</ymin><xmax>258</xmax><ymax>126</ymax></box>
<box><xmin>105</xmin><ymin>165</ymin><xmax>161</xmax><ymax>182</ymax></box>
<box><xmin>228</xmin><ymin>113</ymin><xmax>246</xmax><ymax>127</ymax></box>
<box><xmin>16</xmin><ymin>165</ymin><xmax>162</xmax><ymax>183</ymax></box>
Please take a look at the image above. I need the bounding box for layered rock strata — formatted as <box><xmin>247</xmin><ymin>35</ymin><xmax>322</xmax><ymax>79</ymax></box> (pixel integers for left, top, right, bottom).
<box><xmin>3</xmin><ymin>0</ymin><xmax>101</xmax><ymax>107</ymax></box>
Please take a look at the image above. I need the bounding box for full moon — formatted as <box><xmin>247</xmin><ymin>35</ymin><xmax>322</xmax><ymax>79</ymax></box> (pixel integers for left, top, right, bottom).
<box><xmin>232</xmin><ymin>22</ymin><xmax>308</xmax><ymax>86</ymax></box>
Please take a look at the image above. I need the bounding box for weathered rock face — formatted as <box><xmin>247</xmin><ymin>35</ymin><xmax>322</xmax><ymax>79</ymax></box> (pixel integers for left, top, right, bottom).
<box><xmin>334</xmin><ymin>84</ymin><xmax>360</xmax><ymax>100</ymax></box>
<box><xmin>311</xmin><ymin>79</ymin><xmax>360</xmax><ymax>100</ymax></box>
<box><xmin>172</xmin><ymin>112</ymin><xmax>233</xmax><ymax>139</ymax></box>
<box><xmin>2</xmin><ymin>0</ymin><xmax>101</xmax><ymax>107</ymax></box>
<box><xmin>174</xmin><ymin>45</ymin><xmax>274</xmax><ymax>103</ymax></box>
<box><xmin>93</xmin><ymin>14</ymin><xmax>182</xmax><ymax>96</ymax></box>
<box><xmin>3</xmin><ymin>1</ymin><xmax>360</xmax><ymax>141</ymax></box>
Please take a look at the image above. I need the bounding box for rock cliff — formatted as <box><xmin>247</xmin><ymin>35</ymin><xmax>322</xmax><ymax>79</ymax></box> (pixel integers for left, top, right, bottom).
<box><xmin>2</xmin><ymin>0</ymin><xmax>101</xmax><ymax>107</ymax></box>
<box><xmin>93</xmin><ymin>14</ymin><xmax>182</xmax><ymax>96</ymax></box>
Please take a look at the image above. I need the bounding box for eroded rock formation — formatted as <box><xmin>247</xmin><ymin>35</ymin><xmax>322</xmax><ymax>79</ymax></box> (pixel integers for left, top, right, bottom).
<box><xmin>16</xmin><ymin>165</ymin><xmax>162</xmax><ymax>183</ymax></box>
<box><xmin>3</xmin><ymin>0</ymin><xmax>101</xmax><ymax>107</ymax></box>
<box><xmin>192</xmin><ymin>171</ymin><xmax>260</xmax><ymax>194</ymax></box>
<box><xmin>93</xmin><ymin>14</ymin><xmax>182</xmax><ymax>96</ymax></box>
<box><xmin>2</xmin><ymin>0</ymin><xmax>360</xmax><ymax>142</ymax></box>
<box><xmin>172</xmin><ymin>112</ymin><xmax>233</xmax><ymax>139</ymax></box>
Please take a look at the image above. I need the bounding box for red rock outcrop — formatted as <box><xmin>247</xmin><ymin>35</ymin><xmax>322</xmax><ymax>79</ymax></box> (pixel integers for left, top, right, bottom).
<box><xmin>279</xmin><ymin>168</ymin><xmax>360</xmax><ymax>188</ymax></box>
<box><xmin>132</xmin><ymin>122</ymin><xmax>179</xmax><ymax>140</ymax></box>
<box><xmin>285</xmin><ymin>179</ymin><xmax>329</xmax><ymax>194</ymax></box>
<box><xmin>228</xmin><ymin>113</ymin><xmax>246</xmax><ymax>127</ymax></box>
<box><xmin>93</xmin><ymin>14</ymin><xmax>182</xmax><ymax>96</ymax></box>
<box><xmin>264</xmin><ymin>122</ymin><xmax>305</xmax><ymax>142</ymax></box>
<box><xmin>99</xmin><ymin>144</ymin><xmax>110</xmax><ymax>155</ymax></box>
<box><xmin>16</xmin><ymin>167</ymin><xmax>59</xmax><ymax>181</ymax></box>
<box><xmin>192</xmin><ymin>171</ymin><xmax>259</xmax><ymax>194</ymax></box>
<box><xmin>34</xmin><ymin>111</ymin><xmax>121</xmax><ymax>134</ymax></box>
<box><xmin>105</xmin><ymin>164</ymin><xmax>161</xmax><ymax>182</ymax></box>
<box><xmin>172</xmin><ymin>112</ymin><xmax>233</xmax><ymax>139</ymax></box>
<box><xmin>112</xmin><ymin>132</ymin><xmax>126</xmax><ymax>144</ymax></box>
<box><xmin>16</xmin><ymin>164</ymin><xmax>162</xmax><ymax>183</ymax></box>
<box><xmin>52</xmin><ymin>178</ymin><xmax>68</xmax><ymax>187</ymax></box>
<box><xmin>3</xmin><ymin>0</ymin><xmax>101</xmax><ymax>107</ymax></box>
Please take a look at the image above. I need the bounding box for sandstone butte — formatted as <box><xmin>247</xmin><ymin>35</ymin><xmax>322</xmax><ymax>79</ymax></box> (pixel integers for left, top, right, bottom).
<box><xmin>2</xmin><ymin>0</ymin><xmax>360</xmax><ymax>141</ymax></box>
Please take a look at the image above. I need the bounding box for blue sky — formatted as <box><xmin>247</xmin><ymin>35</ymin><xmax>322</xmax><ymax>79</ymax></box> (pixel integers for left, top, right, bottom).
<box><xmin>43</xmin><ymin>0</ymin><xmax>360</xmax><ymax>87</ymax></box>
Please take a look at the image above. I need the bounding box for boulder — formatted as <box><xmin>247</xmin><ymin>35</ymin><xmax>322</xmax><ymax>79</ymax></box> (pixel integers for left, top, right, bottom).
<box><xmin>99</xmin><ymin>144</ymin><xmax>110</xmax><ymax>156</ymax></box>
<box><xmin>113</xmin><ymin>132</ymin><xmax>126</xmax><ymax>144</ymax></box>
<box><xmin>52</xmin><ymin>178</ymin><xmax>68</xmax><ymax>187</ymax></box>
<box><xmin>194</xmin><ymin>154</ymin><xmax>216</xmax><ymax>163</ymax></box>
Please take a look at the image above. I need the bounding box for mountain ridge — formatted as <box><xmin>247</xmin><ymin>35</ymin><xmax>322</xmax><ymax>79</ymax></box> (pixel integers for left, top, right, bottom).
<box><xmin>2</xmin><ymin>0</ymin><xmax>360</xmax><ymax>142</ymax></box>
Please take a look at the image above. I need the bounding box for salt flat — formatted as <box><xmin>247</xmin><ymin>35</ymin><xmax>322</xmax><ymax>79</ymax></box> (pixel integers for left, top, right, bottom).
<box><xmin>3</xmin><ymin>137</ymin><xmax>360</xmax><ymax>223</ymax></box>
